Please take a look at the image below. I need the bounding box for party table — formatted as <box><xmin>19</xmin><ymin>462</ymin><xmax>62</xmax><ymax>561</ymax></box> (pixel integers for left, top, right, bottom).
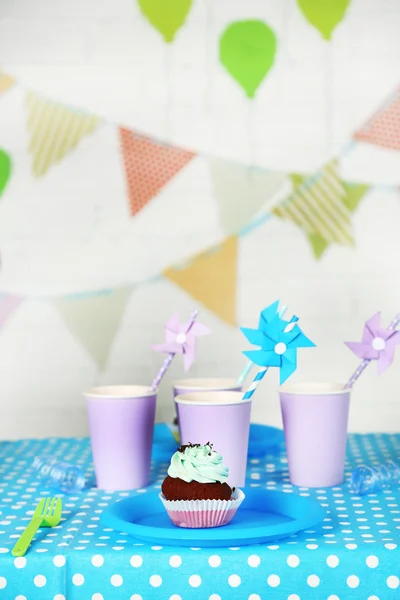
<box><xmin>0</xmin><ymin>432</ymin><xmax>399</xmax><ymax>600</ymax></box>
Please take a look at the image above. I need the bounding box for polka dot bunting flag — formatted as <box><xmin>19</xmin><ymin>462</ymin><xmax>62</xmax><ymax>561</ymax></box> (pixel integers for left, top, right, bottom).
<box><xmin>119</xmin><ymin>127</ymin><xmax>195</xmax><ymax>217</ymax></box>
<box><xmin>354</xmin><ymin>87</ymin><xmax>400</xmax><ymax>152</ymax></box>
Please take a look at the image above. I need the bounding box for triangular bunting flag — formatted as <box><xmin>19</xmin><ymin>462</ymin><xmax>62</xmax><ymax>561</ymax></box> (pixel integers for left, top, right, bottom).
<box><xmin>25</xmin><ymin>92</ymin><xmax>101</xmax><ymax>177</ymax></box>
<box><xmin>54</xmin><ymin>287</ymin><xmax>132</xmax><ymax>370</ymax></box>
<box><xmin>0</xmin><ymin>294</ymin><xmax>23</xmax><ymax>330</ymax></box>
<box><xmin>119</xmin><ymin>127</ymin><xmax>195</xmax><ymax>217</ymax></box>
<box><xmin>0</xmin><ymin>150</ymin><xmax>11</xmax><ymax>197</ymax></box>
<box><xmin>208</xmin><ymin>158</ymin><xmax>286</xmax><ymax>235</ymax></box>
<box><xmin>272</xmin><ymin>161</ymin><xmax>370</xmax><ymax>259</ymax></box>
<box><xmin>164</xmin><ymin>237</ymin><xmax>238</xmax><ymax>326</ymax></box>
<box><xmin>0</xmin><ymin>72</ymin><xmax>15</xmax><ymax>95</ymax></box>
<box><xmin>354</xmin><ymin>88</ymin><xmax>400</xmax><ymax>151</ymax></box>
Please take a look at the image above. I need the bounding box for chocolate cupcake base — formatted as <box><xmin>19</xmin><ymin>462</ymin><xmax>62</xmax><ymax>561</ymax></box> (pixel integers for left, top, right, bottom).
<box><xmin>162</xmin><ymin>476</ymin><xmax>232</xmax><ymax>501</ymax></box>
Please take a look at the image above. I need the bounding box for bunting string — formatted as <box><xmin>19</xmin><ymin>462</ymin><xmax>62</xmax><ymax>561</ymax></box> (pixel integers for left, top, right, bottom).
<box><xmin>0</xmin><ymin>71</ymin><xmax>399</xmax><ymax>368</ymax></box>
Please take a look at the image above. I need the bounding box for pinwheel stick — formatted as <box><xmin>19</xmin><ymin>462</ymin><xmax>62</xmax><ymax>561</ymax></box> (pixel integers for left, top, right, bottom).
<box><xmin>150</xmin><ymin>310</ymin><xmax>199</xmax><ymax>392</ymax></box>
<box><xmin>344</xmin><ymin>312</ymin><xmax>400</xmax><ymax>390</ymax></box>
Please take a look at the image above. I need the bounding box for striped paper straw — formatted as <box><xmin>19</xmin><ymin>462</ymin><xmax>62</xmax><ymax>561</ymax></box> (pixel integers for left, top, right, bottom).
<box><xmin>236</xmin><ymin>360</ymin><xmax>253</xmax><ymax>387</ymax></box>
<box><xmin>243</xmin><ymin>366</ymin><xmax>270</xmax><ymax>400</ymax></box>
<box><xmin>344</xmin><ymin>312</ymin><xmax>400</xmax><ymax>390</ymax></box>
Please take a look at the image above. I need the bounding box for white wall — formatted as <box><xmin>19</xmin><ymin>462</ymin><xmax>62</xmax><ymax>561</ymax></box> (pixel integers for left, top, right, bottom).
<box><xmin>0</xmin><ymin>0</ymin><xmax>400</xmax><ymax>438</ymax></box>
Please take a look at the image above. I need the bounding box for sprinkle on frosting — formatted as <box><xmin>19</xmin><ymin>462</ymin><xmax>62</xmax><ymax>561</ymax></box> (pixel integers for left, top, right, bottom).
<box><xmin>178</xmin><ymin>442</ymin><xmax>202</xmax><ymax>453</ymax></box>
<box><xmin>168</xmin><ymin>442</ymin><xmax>229</xmax><ymax>484</ymax></box>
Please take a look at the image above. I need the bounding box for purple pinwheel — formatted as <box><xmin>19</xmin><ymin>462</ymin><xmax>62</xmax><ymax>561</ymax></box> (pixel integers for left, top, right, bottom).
<box><xmin>345</xmin><ymin>312</ymin><xmax>400</xmax><ymax>375</ymax></box>
<box><xmin>152</xmin><ymin>312</ymin><xmax>210</xmax><ymax>371</ymax></box>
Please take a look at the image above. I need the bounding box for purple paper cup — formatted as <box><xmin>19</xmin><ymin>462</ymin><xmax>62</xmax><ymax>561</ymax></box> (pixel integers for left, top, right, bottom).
<box><xmin>279</xmin><ymin>382</ymin><xmax>351</xmax><ymax>488</ymax></box>
<box><xmin>175</xmin><ymin>391</ymin><xmax>251</xmax><ymax>487</ymax></box>
<box><xmin>85</xmin><ymin>385</ymin><xmax>157</xmax><ymax>491</ymax></box>
<box><xmin>172</xmin><ymin>379</ymin><xmax>242</xmax><ymax>439</ymax></box>
<box><xmin>173</xmin><ymin>378</ymin><xmax>242</xmax><ymax>398</ymax></box>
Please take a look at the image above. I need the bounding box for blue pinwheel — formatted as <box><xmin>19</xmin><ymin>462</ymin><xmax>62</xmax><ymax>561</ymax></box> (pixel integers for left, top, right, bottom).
<box><xmin>241</xmin><ymin>301</ymin><xmax>316</xmax><ymax>387</ymax></box>
<box><xmin>253</xmin><ymin>300</ymin><xmax>298</xmax><ymax>335</ymax></box>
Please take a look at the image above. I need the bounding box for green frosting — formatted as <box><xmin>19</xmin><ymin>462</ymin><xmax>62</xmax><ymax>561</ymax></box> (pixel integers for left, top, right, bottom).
<box><xmin>167</xmin><ymin>443</ymin><xmax>229</xmax><ymax>484</ymax></box>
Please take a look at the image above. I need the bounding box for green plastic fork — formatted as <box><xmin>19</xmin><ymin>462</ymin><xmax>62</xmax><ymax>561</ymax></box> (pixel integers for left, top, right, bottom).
<box><xmin>12</xmin><ymin>497</ymin><xmax>62</xmax><ymax>557</ymax></box>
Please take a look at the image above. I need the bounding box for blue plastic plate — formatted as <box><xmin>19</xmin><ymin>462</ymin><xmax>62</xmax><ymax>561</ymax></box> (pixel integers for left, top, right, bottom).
<box><xmin>247</xmin><ymin>423</ymin><xmax>284</xmax><ymax>458</ymax></box>
<box><xmin>101</xmin><ymin>487</ymin><xmax>326</xmax><ymax>547</ymax></box>
<box><xmin>152</xmin><ymin>423</ymin><xmax>284</xmax><ymax>462</ymax></box>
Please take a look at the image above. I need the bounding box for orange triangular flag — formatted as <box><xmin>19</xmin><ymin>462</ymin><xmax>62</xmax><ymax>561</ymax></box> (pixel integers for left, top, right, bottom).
<box><xmin>119</xmin><ymin>127</ymin><xmax>195</xmax><ymax>217</ymax></box>
<box><xmin>164</xmin><ymin>237</ymin><xmax>238</xmax><ymax>326</ymax></box>
<box><xmin>354</xmin><ymin>88</ymin><xmax>400</xmax><ymax>151</ymax></box>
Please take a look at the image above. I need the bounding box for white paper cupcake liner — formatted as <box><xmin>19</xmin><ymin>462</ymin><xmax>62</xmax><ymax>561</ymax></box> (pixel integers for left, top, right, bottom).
<box><xmin>159</xmin><ymin>488</ymin><xmax>245</xmax><ymax>528</ymax></box>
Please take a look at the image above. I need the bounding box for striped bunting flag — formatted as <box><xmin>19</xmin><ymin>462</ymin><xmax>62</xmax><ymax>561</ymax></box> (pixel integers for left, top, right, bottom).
<box><xmin>25</xmin><ymin>92</ymin><xmax>101</xmax><ymax>177</ymax></box>
<box><xmin>273</xmin><ymin>161</ymin><xmax>367</xmax><ymax>259</ymax></box>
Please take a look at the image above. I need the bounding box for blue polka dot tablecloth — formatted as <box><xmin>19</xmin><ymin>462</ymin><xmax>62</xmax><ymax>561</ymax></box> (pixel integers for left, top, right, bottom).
<box><xmin>0</xmin><ymin>433</ymin><xmax>400</xmax><ymax>600</ymax></box>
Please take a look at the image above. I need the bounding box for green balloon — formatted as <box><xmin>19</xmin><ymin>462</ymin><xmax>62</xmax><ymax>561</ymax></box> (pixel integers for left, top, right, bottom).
<box><xmin>220</xmin><ymin>20</ymin><xmax>277</xmax><ymax>99</ymax></box>
<box><xmin>297</xmin><ymin>0</ymin><xmax>350</xmax><ymax>40</ymax></box>
<box><xmin>138</xmin><ymin>0</ymin><xmax>192</xmax><ymax>43</ymax></box>
<box><xmin>0</xmin><ymin>150</ymin><xmax>11</xmax><ymax>197</ymax></box>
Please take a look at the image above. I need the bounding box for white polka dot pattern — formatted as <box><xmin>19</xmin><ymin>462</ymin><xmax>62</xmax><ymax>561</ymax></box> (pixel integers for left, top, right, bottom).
<box><xmin>228</xmin><ymin>574</ymin><xmax>241</xmax><ymax>587</ymax></box>
<box><xmin>14</xmin><ymin>557</ymin><xmax>26</xmax><ymax>568</ymax></box>
<box><xmin>326</xmin><ymin>555</ymin><xmax>339</xmax><ymax>568</ymax></box>
<box><xmin>208</xmin><ymin>555</ymin><xmax>221</xmax><ymax>567</ymax></box>
<box><xmin>169</xmin><ymin>555</ymin><xmax>182</xmax><ymax>568</ymax></box>
<box><xmin>0</xmin><ymin>433</ymin><xmax>399</xmax><ymax>598</ymax></box>
<box><xmin>287</xmin><ymin>554</ymin><xmax>300</xmax><ymax>567</ymax></box>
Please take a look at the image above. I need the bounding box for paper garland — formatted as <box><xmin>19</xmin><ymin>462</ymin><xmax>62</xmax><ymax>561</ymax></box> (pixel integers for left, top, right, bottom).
<box><xmin>0</xmin><ymin>78</ymin><xmax>393</xmax><ymax>260</ymax></box>
<box><xmin>25</xmin><ymin>92</ymin><xmax>101</xmax><ymax>177</ymax></box>
<box><xmin>119</xmin><ymin>127</ymin><xmax>195</xmax><ymax>217</ymax></box>
<box><xmin>165</xmin><ymin>237</ymin><xmax>238</xmax><ymax>326</ymax></box>
<box><xmin>0</xmin><ymin>71</ymin><xmax>396</xmax><ymax>366</ymax></box>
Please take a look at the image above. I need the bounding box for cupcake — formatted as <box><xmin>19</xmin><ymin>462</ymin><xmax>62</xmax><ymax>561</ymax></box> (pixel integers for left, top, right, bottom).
<box><xmin>160</xmin><ymin>442</ymin><xmax>245</xmax><ymax>528</ymax></box>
